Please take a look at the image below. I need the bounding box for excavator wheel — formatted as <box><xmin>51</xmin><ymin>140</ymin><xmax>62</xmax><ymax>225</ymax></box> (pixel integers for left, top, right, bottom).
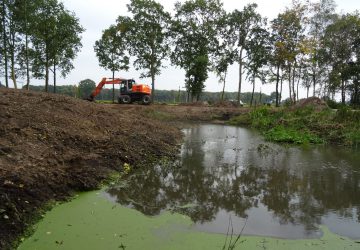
<box><xmin>142</xmin><ymin>95</ymin><xmax>151</xmax><ymax>105</ymax></box>
<box><xmin>119</xmin><ymin>95</ymin><xmax>131</xmax><ymax>104</ymax></box>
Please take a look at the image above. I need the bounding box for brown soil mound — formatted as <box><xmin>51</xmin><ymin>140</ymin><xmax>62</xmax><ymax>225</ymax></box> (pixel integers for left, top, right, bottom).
<box><xmin>295</xmin><ymin>97</ymin><xmax>328</xmax><ymax>110</ymax></box>
<box><xmin>116</xmin><ymin>104</ymin><xmax>247</xmax><ymax>122</ymax></box>
<box><xmin>179</xmin><ymin>101</ymin><xmax>210</xmax><ymax>107</ymax></box>
<box><xmin>0</xmin><ymin>88</ymin><xmax>181</xmax><ymax>250</ymax></box>
<box><xmin>212</xmin><ymin>101</ymin><xmax>238</xmax><ymax>108</ymax></box>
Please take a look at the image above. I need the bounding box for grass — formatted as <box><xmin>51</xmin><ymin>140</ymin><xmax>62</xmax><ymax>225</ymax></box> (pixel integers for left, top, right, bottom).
<box><xmin>228</xmin><ymin>106</ymin><xmax>360</xmax><ymax>146</ymax></box>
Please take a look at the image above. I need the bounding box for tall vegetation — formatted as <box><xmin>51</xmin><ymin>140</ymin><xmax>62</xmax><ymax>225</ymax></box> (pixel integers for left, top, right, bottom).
<box><xmin>93</xmin><ymin>0</ymin><xmax>360</xmax><ymax>105</ymax></box>
<box><xmin>127</xmin><ymin>0</ymin><xmax>171</xmax><ymax>101</ymax></box>
<box><xmin>0</xmin><ymin>0</ymin><xmax>83</xmax><ymax>92</ymax></box>
<box><xmin>94</xmin><ymin>21</ymin><xmax>130</xmax><ymax>102</ymax></box>
<box><xmin>2</xmin><ymin>0</ymin><xmax>360</xmax><ymax>106</ymax></box>
<box><xmin>228</xmin><ymin>4</ymin><xmax>263</xmax><ymax>104</ymax></box>
<box><xmin>95</xmin><ymin>0</ymin><xmax>171</xmax><ymax>102</ymax></box>
<box><xmin>171</xmin><ymin>0</ymin><xmax>224</xmax><ymax>101</ymax></box>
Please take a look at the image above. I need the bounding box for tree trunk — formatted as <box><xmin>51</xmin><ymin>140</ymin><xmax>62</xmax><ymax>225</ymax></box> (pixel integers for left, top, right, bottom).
<box><xmin>313</xmin><ymin>73</ymin><xmax>316</xmax><ymax>97</ymax></box>
<box><xmin>296</xmin><ymin>68</ymin><xmax>301</xmax><ymax>102</ymax></box>
<box><xmin>10</xmin><ymin>49</ymin><xmax>17</xmax><ymax>89</ymax></box>
<box><xmin>151</xmin><ymin>72</ymin><xmax>155</xmax><ymax>102</ymax></box>
<box><xmin>288</xmin><ymin>66</ymin><xmax>292</xmax><ymax>103</ymax></box>
<box><xmin>292</xmin><ymin>65</ymin><xmax>296</xmax><ymax>103</ymax></box>
<box><xmin>2</xmin><ymin>0</ymin><xmax>9</xmax><ymax>88</ymax></box>
<box><xmin>275</xmin><ymin>64</ymin><xmax>280</xmax><ymax>107</ymax></box>
<box><xmin>307</xmin><ymin>86</ymin><xmax>309</xmax><ymax>98</ymax></box>
<box><xmin>237</xmin><ymin>48</ymin><xmax>243</xmax><ymax>103</ymax></box>
<box><xmin>10</xmin><ymin>67</ymin><xmax>16</xmax><ymax>88</ymax></box>
<box><xmin>280</xmin><ymin>77</ymin><xmax>283</xmax><ymax>103</ymax></box>
<box><xmin>25</xmin><ymin>32</ymin><xmax>30</xmax><ymax>90</ymax></box>
<box><xmin>45</xmin><ymin>53</ymin><xmax>49</xmax><ymax>92</ymax></box>
<box><xmin>250</xmin><ymin>75</ymin><xmax>255</xmax><ymax>107</ymax></box>
<box><xmin>341</xmin><ymin>79</ymin><xmax>345</xmax><ymax>104</ymax></box>
<box><xmin>112</xmin><ymin>70</ymin><xmax>115</xmax><ymax>104</ymax></box>
<box><xmin>221</xmin><ymin>71</ymin><xmax>227</xmax><ymax>101</ymax></box>
<box><xmin>25</xmin><ymin>0</ymin><xmax>30</xmax><ymax>90</ymax></box>
<box><xmin>9</xmin><ymin>18</ymin><xmax>17</xmax><ymax>89</ymax></box>
<box><xmin>53</xmin><ymin>63</ymin><xmax>56</xmax><ymax>93</ymax></box>
<box><xmin>354</xmin><ymin>80</ymin><xmax>360</xmax><ymax>106</ymax></box>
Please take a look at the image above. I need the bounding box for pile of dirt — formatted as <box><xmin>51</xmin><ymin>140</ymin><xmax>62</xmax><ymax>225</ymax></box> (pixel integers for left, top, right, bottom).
<box><xmin>212</xmin><ymin>100</ymin><xmax>238</xmax><ymax>108</ymax></box>
<box><xmin>179</xmin><ymin>101</ymin><xmax>210</xmax><ymax>107</ymax></box>
<box><xmin>295</xmin><ymin>97</ymin><xmax>328</xmax><ymax>110</ymax></box>
<box><xmin>0</xmin><ymin>88</ymin><xmax>181</xmax><ymax>250</ymax></box>
<box><xmin>118</xmin><ymin>104</ymin><xmax>248</xmax><ymax>122</ymax></box>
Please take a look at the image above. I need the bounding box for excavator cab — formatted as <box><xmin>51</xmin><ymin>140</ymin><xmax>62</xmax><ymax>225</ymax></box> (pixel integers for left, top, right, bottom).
<box><xmin>87</xmin><ymin>78</ymin><xmax>152</xmax><ymax>105</ymax></box>
<box><xmin>120</xmin><ymin>79</ymin><xmax>135</xmax><ymax>94</ymax></box>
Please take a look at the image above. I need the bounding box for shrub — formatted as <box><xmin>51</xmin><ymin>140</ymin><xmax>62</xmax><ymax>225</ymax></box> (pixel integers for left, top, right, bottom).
<box><xmin>326</xmin><ymin>99</ymin><xmax>341</xmax><ymax>109</ymax></box>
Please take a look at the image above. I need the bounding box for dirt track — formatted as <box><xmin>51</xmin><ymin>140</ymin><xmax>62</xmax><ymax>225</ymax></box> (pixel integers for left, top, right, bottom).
<box><xmin>0</xmin><ymin>89</ymin><xmax>246</xmax><ymax>249</ymax></box>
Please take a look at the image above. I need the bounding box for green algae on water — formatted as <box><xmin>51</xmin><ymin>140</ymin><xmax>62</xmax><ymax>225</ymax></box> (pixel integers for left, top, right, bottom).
<box><xmin>18</xmin><ymin>191</ymin><xmax>360</xmax><ymax>250</ymax></box>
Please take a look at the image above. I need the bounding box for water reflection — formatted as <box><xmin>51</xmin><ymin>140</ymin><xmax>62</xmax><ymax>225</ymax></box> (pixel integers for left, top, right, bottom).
<box><xmin>106</xmin><ymin>124</ymin><xmax>360</xmax><ymax>239</ymax></box>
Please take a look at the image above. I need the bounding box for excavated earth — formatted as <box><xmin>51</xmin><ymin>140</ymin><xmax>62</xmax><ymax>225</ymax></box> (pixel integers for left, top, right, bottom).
<box><xmin>0</xmin><ymin>88</ymin><xmax>245</xmax><ymax>249</ymax></box>
<box><xmin>0</xmin><ymin>88</ymin><xmax>185</xmax><ymax>249</ymax></box>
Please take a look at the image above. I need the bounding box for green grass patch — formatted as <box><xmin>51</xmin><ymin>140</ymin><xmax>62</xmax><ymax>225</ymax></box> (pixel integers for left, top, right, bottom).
<box><xmin>228</xmin><ymin>106</ymin><xmax>359</xmax><ymax>146</ymax></box>
<box><xmin>265</xmin><ymin>126</ymin><xmax>323</xmax><ymax>144</ymax></box>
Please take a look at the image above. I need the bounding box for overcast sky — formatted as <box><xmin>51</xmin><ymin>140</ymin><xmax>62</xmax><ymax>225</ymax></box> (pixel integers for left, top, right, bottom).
<box><xmin>15</xmin><ymin>0</ymin><xmax>360</xmax><ymax>98</ymax></box>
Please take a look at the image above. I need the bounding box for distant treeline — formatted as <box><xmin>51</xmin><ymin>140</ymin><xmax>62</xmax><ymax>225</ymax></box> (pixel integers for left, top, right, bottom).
<box><xmin>3</xmin><ymin>0</ymin><xmax>360</xmax><ymax>107</ymax></box>
<box><xmin>26</xmin><ymin>85</ymin><xmax>272</xmax><ymax>104</ymax></box>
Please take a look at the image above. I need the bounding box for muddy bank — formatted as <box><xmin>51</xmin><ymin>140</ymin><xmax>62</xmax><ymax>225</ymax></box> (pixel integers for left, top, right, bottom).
<box><xmin>0</xmin><ymin>88</ymin><xmax>181</xmax><ymax>250</ymax></box>
<box><xmin>110</xmin><ymin>103</ymin><xmax>248</xmax><ymax>123</ymax></box>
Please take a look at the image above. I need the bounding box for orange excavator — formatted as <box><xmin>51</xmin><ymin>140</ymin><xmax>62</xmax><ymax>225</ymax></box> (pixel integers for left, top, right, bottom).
<box><xmin>87</xmin><ymin>77</ymin><xmax>152</xmax><ymax>105</ymax></box>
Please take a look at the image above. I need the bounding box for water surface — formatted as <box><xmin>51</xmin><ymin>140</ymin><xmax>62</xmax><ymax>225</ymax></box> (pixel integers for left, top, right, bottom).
<box><xmin>107</xmin><ymin>124</ymin><xmax>360</xmax><ymax>239</ymax></box>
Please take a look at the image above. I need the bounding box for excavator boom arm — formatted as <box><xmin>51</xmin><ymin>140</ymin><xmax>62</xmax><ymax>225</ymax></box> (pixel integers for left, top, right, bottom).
<box><xmin>89</xmin><ymin>77</ymin><xmax>126</xmax><ymax>100</ymax></box>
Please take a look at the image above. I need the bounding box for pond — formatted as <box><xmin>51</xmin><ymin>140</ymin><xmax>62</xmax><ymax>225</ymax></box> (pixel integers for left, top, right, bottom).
<box><xmin>107</xmin><ymin>124</ymin><xmax>360</xmax><ymax>240</ymax></box>
<box><xmin>18</xmin><ymin>124</ymin><xmax>360</xmax><ymax>249</ymax></box>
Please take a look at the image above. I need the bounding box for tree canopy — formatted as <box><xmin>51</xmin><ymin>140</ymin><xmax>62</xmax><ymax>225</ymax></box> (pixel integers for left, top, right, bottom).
<box><xmin>2</xmin><ymin>0</ymin><xmax>360</xmax><ymax>106</ymax></box>
<box><xmin>0</xmin><ymin>0</ymin><xmax>83</xmax><ymax>92</ymax></box>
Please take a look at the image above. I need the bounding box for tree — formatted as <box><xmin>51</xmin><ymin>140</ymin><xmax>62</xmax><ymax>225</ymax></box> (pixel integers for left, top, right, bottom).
<box><xmin>6</xmin><ymin>0</ymin><xmax>22</xmax><ymax>89</ymax></box>
<box><xmin>350</xmin><ymin>20</ymin><xmax>360</xmax><ymax>106</ymax></box>
<box><xmin>322</xmin><ymin>14</ymin><xmax>360</xmax><ymax>104</ymax></box>
<box><xmin>308</xmin><ymin>0</ymin><xmax>337</xmax><ymax>97</ymax></box>
<box><xmin>78</xmin><ymin>79</ymin><xmax>96</xmax><ymax>98</ymax></box>
<box><xmin>1</xmin><ymin>0</ymin><xmax>9</xmax><ymax>88</ymax></box>
<box><xmin>13</xmin><ymin>0</ymin><xmax>40</xmax><ymax>90</ymax></box>
<box><xmin>228</xmin><ymin>4</ymin><xmax>262</xmax><ymax>104</ymax></box>
<box><xmin>50</xmin><ymin>8</ymin><xmax>84</xmax><ymax>93</ymax></box>
<box><xmin>31</xmin><ymin>0</ymin><xmax>83</xmax><ymax>92</ymax></box>
<box><xmin>213</xmin><ymin>12</ymin><xmax>236</xmax><ymax>101</ymax></box>
<box><xmin>127</xmin><ymin>0</ymin><xmax>171</xmax><ymax>102</ymax></box>
<box><xmin>268</xmin><ymin>27</ymin><xmax>287</xmax><ymax>107</ymax></box>
<box><xmin>27</xmin><ymin>0</ymin><xmax>58</xmax><ymax>92</ymax></box>
<box><xmin>94</xmin><ymin>20</ymin><xmax>130</xmax><ymax>103</ymax></box>
<box><xmin>171</xmin><ymin>0</ymin><xmax>224</xmax><ymax>101</ymax></box>
<box><xmin>245</xmin><ymin>24</ymin><xmax>270</xmax><ymax>107</ymax></box>
<box><xmin>271</xmin><ymin>4</ymin><xmax>306</xmax><ymax>104</ymax></box>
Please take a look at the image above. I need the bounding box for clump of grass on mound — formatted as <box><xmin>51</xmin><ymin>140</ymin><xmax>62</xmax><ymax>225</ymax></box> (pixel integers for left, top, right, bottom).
<box><xmin>264</xmin><ymin>126</ymin><xmax>324</xmax><ymax>144</ymax></box>
<box><xmin>228</xmin><ymin>106</ymin><xmax>360</xmax><ymax>146</ymax></box>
